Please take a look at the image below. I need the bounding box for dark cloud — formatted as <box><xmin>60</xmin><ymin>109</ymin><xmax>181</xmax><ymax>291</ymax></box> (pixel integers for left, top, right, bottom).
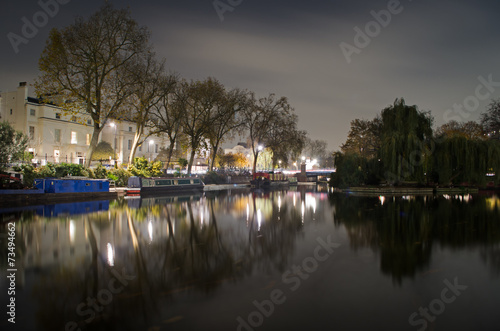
<box><xmin>2</xmin><ymin>0</ymin><xmax>500</xmax><ymax>150</ymax></box>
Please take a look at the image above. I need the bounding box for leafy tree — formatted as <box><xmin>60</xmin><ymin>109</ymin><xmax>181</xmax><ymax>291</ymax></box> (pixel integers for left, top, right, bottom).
<box><xmin>91</xmin><ymin>141</ymin><xmax>116</xmax><ymax>161</ymax></box>
<box><xmin>435</xmin><ymin>120</ymin><xmax>485</xmax><ymax>140</ymax></box>
<box><xmin>305</xmin><ymin>138</ymin><xmax>329</xmax><ymax>167</ymax></box>
<box><xmin>36</xmin><ymin>3</ymin><xmax>151</xmax><ymax>167</ymax></box>
<box><xmin>481</xmin><ymin>99</ymin><xmax>500</xmax><ymax>139</ymax></box>
<box><xmin>379</xmin><ymin>98</ymin><xmax>433</xmax><ymax>184</ymax></box>
<box><xmin>178</xmin><ymin>158</ymin><xmax>188</xmax><ymax>170</ymax></box>
<box><xmin>341</xmin><ymin>118</ymin><xmax>382</xmax><ymax>159</ymax></box>
<box><xmin>0</xmin><ymin>121</ymin><xmax>29</xmax><ymax>172</ymax></box>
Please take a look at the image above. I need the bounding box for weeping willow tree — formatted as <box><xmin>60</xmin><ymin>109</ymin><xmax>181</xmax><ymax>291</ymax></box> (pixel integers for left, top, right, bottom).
<box><xmin>379</xmin><ymin>98</ymin><xmax>433</xmax><ymax>185</ymax></box>
<box><xmin>432</xmin><ymin>136</ymin><xmax>500</xmax><ymax>186</ymax></box>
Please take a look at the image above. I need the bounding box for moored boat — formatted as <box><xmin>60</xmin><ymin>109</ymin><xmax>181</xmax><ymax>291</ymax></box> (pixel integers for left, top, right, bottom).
<box><xmin>126</xmin><ymin>176</ymin><xmax>204</xmax><ymax>195</ymax></box>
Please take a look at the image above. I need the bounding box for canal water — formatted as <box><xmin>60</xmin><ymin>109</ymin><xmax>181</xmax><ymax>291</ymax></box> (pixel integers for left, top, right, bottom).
<box><xmin>1</xmin><ymin>187</ymin><xmax>499</xmax><ymax>331</ymax></box>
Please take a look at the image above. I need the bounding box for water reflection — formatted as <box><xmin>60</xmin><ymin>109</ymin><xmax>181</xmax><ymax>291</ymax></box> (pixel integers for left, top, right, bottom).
<box><xmin>1</xmin><ymin>190</ymin><xmax>499</xmax><ymax>330</ymax></box>
<box><xmin>329</xmin><ymin>193</ymin><xmax>500</xmax><ymax>284</ymax></box>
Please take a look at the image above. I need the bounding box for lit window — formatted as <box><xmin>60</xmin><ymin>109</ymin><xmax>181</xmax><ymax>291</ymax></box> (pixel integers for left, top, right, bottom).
<box><xmin>54</xmin><ymin>149</ymin><xmax>60</xmax><ymax>163</ymax></box>
<box><xmin>71</xmin><ymin>131</ymin><xmax>77</xmax><ymax>144</ymax></box>
<box><xmin>86</xmin><ymin>134</ymin><xmax>91</xmax><ymax>145</ymax></box>
<box><xmin>30</xmin><ymin>109</ymin><xmax>35</xmax><ymax>116</ymax></box>
<box><xmin>29</xmin><ymin>126</ymin><xmax>35</xmax><ymax>139</ymax></box>
<box><xmin>54</xmin><ymin>129</ymin><xmax>61</xmax><ymax>143</ymax></box>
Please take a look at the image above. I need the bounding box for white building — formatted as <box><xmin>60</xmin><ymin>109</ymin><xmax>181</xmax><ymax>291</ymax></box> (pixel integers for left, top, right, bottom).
<box><xmin>0</xmin><ymin>82</ymin><xmax>166</xmax><ymax>166</ymax></box>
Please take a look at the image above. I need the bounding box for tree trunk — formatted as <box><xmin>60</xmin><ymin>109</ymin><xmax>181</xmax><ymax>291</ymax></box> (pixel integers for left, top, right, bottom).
<box><xmin>128</xmin><ymin>127</ymin><xmax>144</xmax><ymax>165</ymax></box>
<box><xmin>85</xmin><ymin>125</ymin><xmax>102</xmax><ymax>167</ymax></box>
<box><xmin>187</xmin><ymin>149</ymin><xmax>196</xmax><ymax>176</ymax></box>
<box><xmin>252</xmin><ymin>151</ymin><xmax>259</xmax><ymax>174</ymax></box>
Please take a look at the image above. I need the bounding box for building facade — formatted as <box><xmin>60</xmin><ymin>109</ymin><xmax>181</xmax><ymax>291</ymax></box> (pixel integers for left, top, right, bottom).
<box><xmin>0</xmin><ymin>82</ymin><xmax>166</xmax><ymax>166</ymax></box>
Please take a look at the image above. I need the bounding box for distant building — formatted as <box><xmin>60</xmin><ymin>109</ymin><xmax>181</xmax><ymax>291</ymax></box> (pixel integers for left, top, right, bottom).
<box><xmin>224</xmin><ymin>142</ymin><xmax>251</xmax><ymax>156</ymax></box>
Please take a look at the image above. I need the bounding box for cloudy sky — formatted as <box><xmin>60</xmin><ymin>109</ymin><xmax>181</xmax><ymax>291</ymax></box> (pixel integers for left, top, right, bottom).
<box><xmin>2</xmin><ymin>0</ymin><xmax>500</xmax><ymax>150</ymax></box>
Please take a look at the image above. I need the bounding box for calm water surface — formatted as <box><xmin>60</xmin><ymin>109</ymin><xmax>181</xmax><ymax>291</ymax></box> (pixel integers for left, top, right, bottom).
<box><xmin>1</xmin><ymin>187</ymin><xmax>499</xmax><ymax>331</ymax></box>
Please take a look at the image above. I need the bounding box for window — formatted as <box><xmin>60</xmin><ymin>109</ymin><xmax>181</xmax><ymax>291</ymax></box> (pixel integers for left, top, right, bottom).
<box><xmin>129</xmin><ymin>127</ymin><xmax>132</xmax><ymax>132</ymax></box>
<box><xmin>55</xmin><ymin>113</ymin><xmax>61</xmax><ymax>119</ymax></box>
<box><xmin>138</xmin><ymin>145</ymin><xmax>142</xmax><ymax>152</ymax></box>
<box><xmin>54</xmin><ymin>129</ymin><xmax>61</xmax><ymax>143</ymax></box>
<box><xmin>71</xmin><ymin>116</ymin><xmax>77</xmax><ymax>122</ymax></box>
<box><xmin>54</xmin><ymin>149</ymin><xmax>60</xmax><ymax>163</ymax></box>
<box><xmin>128</xmin><ymin>140</ymin><xmax>132</xmax><ymax>150</ymax></box>
<box><xmin>29</xmin><ymin>126</ymin><xmax>35</xmax><ymax>139</ymax></box>
<box><xmin>30</xmin><ymin>109</ymin><xmax>35</xmax><ymax>116</ymax></box>
<box><xmin>87</xmin><ymin>119</ymin><xmax>92</xmax><ymax>125</ymax></box>
<box><xmin>71</xmin><ymin>131</ymin><xmax>77</xmax><ymax>144</ymax></box>
<box><xmin>10</xmin><ymin>109</ymin><xmax>13</xmax><ymax>115</ymax></box>
<box><xmin>155</xmin><ymin>144</ymin><xmax>158</xmax><ymax>153</ymax></box>
<box><xmin>86</xmin><ymin>134</ymin><xmax>91</xmax><ymax>145</ymax></box>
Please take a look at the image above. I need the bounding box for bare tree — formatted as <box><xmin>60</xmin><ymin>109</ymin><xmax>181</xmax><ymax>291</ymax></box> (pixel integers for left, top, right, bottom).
<box><xmin>36</xmin><ymin>3</ymin><xmax>151</xmax><ymax>166</ymax></box>
<box><xmin>124</xmin><ymin>55</ymin><xmax>172</xmax><ymax>165</ymax></box>
<box><xmin>206</xmin><ymin>88</ymin><xmax>248</xmax><ymax>171</ymax></box>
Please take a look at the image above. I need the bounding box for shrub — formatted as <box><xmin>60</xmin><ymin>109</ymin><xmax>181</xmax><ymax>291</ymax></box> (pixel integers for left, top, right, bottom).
<box><xmin>93</xmin><ymin>164</ymin><xmax>108</xmax><ymax>179</ymax></box>
<box><xmin>108</xmin><ymin>168</ymin><xmax>132</xmax><ymax>187</ymax></box>
<box><xmin>203</xmin><ymin>171</ymin><xmax>226</xmax><ymax>185</ymax></box>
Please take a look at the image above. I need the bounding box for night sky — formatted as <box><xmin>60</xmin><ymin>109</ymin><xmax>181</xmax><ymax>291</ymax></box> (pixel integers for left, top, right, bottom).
<box><xmin>2</xmin><ymin>0</ymin><xmax>500</xmax><ymax>150</ymax></box>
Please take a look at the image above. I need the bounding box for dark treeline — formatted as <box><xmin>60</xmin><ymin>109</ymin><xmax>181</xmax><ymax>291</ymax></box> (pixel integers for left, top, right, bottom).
<box><xmin>331</xmin><ymin>98</ymin><xmax>500</xmax><ymax>188</ymax></box>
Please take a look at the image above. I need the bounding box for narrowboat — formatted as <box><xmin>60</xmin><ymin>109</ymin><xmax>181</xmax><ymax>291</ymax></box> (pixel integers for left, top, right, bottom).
<box><xmin>126</xmin><ymin>176</ymin><xmax>204</xmax><ymax>195</ymax></box>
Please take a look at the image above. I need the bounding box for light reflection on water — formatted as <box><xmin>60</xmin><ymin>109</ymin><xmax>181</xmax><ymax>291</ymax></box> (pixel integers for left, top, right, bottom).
<box><xmin>0</xmin><ymin>189</ymin><xmax>499</xmax><ymax>331</ymax></box>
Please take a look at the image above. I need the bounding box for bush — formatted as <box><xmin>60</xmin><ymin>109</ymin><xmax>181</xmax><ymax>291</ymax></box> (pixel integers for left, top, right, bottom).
<box><xmin>93</xmin><ymin>164</ymin><xmax>108</xmax><ymax>179</ymax></box>
<box><xmin>108</xmin><ymin>168</ymin><xmax>132</xmax><ymax>187</ymax></box>
<box><xmin>203</xmin><ymin>171</ymin><xmax>226</xmax><ymax>185</ymax></box>
<box><xmin>128</xmin><ymin>157</ymin><xmax>163</xmax><ymax>177</ymax></box>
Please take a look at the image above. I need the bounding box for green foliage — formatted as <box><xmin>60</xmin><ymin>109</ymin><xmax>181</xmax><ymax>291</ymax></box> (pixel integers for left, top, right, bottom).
<box><xmin>432</xmin><ymin>136</ymin><xmax>499</xmax><ymax>186</ymax></box>
<box><xmin>128</xmin><ymin>157</ymin><xmax>163</xmax><ymax>177</ymax></box>
<box><xmin>379</xmin><ymin>98</ymin><xmax>433</xmax><ymax>184</ymax></box>
<box><xmin>107</xmin><ymin>168</ymin><xmax>132</xmax><ymax>187</ymax></box>
<box><xmin>93</xmin><ymin>164</ymin><xmax>108</xmax><ymax>179</ymax></box>
<box><xmin>178</xmin><ymin>158</ymin><xmax>188</xmax><ymax>169</ymax></box>
<box><xmin>91</xmin><ymin>141</ymin><xmax>116</xmax><ymax>161</ymax></box>
<box><xmin>203</xmin><ymin>171</ymin><xmax>226</xmax><ymax>185</ymax></box>
<box><xmin>0</xmin><ymin>121</ymin><xmax>29</xmax><ymax>172</ymax></box>
<box><xmin>331</xmin><ymin>152</ymin><xmax>372</xmax><ymax>188</ymax></box>
<box><xmin>15</xmin><ymin>163</ymin><xmax>92</xmax><ymax>187</ymax></box>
